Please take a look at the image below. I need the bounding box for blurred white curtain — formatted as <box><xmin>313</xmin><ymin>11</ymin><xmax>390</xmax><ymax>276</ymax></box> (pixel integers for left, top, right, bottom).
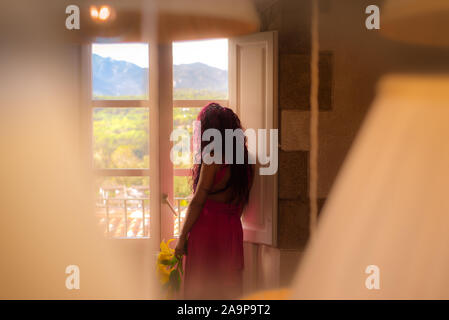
<box><xmin>291</xmin><ymin>75</ymin><xmax>449</xmax><ymax>299</ymax></box>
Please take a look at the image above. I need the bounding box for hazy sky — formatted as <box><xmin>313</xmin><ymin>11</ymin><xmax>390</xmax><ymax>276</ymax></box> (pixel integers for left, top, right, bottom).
<box><xmin>92</xmin><ymin>43</ymin><xmax>149</xmax><ymax>68</ymax></box>
<box><xmin>92</xmin><ymin>38</ymin><xmax>228</xmax><ymax>70</ymax></box>
<box><xmin>173</xmin><ymin>39</ymin><xmax>228</xmax><ymax>70</ymax></box>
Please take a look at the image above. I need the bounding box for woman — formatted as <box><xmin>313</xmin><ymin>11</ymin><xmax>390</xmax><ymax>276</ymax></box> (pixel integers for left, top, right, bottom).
<box><xmin>175</xmin><ymin>103</ymin><xmax>254</xmax><ymax>300</ymax></box>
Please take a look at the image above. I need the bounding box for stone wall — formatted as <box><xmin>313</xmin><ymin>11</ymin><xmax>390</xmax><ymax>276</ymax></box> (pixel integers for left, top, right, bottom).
<box><xmin>248</xmin><ymin>0</ymin><xmax>449</xmax><ymax>290</ymax></box>
<box><xmin>256</xmin><ymin>0</ymin><xmax>330</xmax><ymax>255</ymax></box>
<box><xmin>252</xmin><ymin>0</ymin><xmax>317</xmax><ymax>288</ymax></box>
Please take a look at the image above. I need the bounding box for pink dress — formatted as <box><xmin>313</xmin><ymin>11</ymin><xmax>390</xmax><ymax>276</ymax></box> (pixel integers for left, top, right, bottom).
<box><xmin>184</xmin><ymin>165</ymin><xmax>244</xmax><ymax>299</ymax></box>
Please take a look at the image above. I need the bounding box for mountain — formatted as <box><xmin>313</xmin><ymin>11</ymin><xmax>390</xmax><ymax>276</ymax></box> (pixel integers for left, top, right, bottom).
<box><xmin>92</xmin><ymin>54</ymin><xmax>228</xmax><ymax>98</ymax></box>
<box><xmin>92</xmin><ymin>54</ymin><xmax>148</xmax><ymax>97</ymax></box>
<box><xmin>173</xmin><ymin>62</ymin><xmax>227</xmax><ymax>93</ymax></box>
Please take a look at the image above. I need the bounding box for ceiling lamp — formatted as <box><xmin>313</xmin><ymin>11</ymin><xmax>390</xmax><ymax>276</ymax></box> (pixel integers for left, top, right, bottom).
<box><xmin>290</xmin><ymin>74</ymin><xmax>449</xmax><ymax>298</ymax></box>
<box><xmin>156</xmin><ymin>0</ymin><xmax>260</xmax><ymax>42</ymax></box>
<box><xmin>75</xmin><ymin>0</ymin><xmax>259</xmax><ymax>43</ymax></box>
<box><xmin>78</xmin><ymin>0</ymin><xmax>141</xmax><ymax>43</ymax></box>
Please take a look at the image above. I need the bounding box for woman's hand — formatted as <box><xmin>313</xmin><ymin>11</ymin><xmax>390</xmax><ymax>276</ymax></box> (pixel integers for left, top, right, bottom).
<box><xmin>175</xmin><ymin>236</ymin><xmax>187</xmax><ymax>258</ymax></box>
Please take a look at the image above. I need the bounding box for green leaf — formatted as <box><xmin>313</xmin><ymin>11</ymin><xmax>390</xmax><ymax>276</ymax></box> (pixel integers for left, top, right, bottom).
<box><xmin>160</xmin><ymin>256</ymin><xmax>177</xmax><ymax>266</ymax></box>
<box><xmin>178</xmin><ymin>258</ymin><xmax>184</xmax><ymax>276</ymax></box>
<box><xmin>169</xmin><ymin>268</ymin><xmax>181</xmax><ymax>291</ymax></box>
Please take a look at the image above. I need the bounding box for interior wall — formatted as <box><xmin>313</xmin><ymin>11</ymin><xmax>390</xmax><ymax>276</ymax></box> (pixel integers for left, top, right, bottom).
<box><xmin>316</xmin><ymin>0</ymin><xmax>449</xmax><ymax>199</ymax></box>
<box><xmin>244</xmin><ymin>0</ymin><xmax>449</xmax><ymax>294</ymax></box>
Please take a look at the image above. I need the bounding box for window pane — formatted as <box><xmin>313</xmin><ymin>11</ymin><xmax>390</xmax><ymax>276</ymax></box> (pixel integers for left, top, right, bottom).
<box><xmin>95</xmin><ymin>176</ymin><xmax>150</xmax><ymax>238</ymax></box>
<box><xmin>93</xmin><ymin>108</ymin><xmax>149</xmax><ymax>169</ymax></box>
<box><xmin>173</xmin><ymin>176</ymin><xmax>190</xmax><ymax>237</ymax></box>
<box><xmin>173</xmin><ymin>39</ymin><xmax>228</xmax><ymax>100</ymax></box>
<box><xmin>173</xmin><ymin>199</ymin><xmax>189</xmax><ymax>237</ymax></box>
<box><xmin>92</xmin><ymin>43</ymin><xmax>149</xmax><ymax>100</ymax></box>
<box><xmin>173</xmin><ymin>106</ymin><xmax>198</xmax><ymax>237</ymax></box>
<box><xmin>173</xmin><ymin>107</ymin><xmax>201</xmax><ymax>169</ymax></box>
<box><xmin>174</xmin><ymin>176</ymin><xmax>191</xmax><ymax>199</ymax></box>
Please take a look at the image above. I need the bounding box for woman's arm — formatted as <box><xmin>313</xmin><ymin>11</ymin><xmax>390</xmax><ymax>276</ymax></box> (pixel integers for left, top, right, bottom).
<box><xmin>174</xmin><ymin>163</ymin><xmax>218</xmax><ymax>257</ymax></box>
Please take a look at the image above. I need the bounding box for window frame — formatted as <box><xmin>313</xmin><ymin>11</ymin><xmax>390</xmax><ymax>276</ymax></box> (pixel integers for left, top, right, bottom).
<box><xmin>82</xmin><ymin>39</ymin><xmax>232</xmax><ymax>241</ymax></box>
<box><xmin>171</xmin><ymin>39</ymin><xmax>230</xmax><ymax>236</ymax></box>
<box><xmin>82</xmin><ymin>43</ymin><xmax>152</xmax><ymax>240</ymax></box>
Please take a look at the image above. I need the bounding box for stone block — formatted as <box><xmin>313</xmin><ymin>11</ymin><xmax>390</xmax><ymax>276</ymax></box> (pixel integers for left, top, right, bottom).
<box><xmin>279</xmin><ymin>151</ymin><xmax>308</xmax><ymax>200</ymax></box>
<box><xmin>279</xmin><ymin>54</ymin><xmax>310</xmax><ymax>110</ymax></box>
<box><xmin>278</xmin><ymin>199</ymin><xmax>310</xmax><ymax>250</ymax></box>
<box><xmin>281</xmin><ymin>110</ymin><xmax>310</xmax><ymax>151</ymax></box>
<box><xmin>279</xmin><ymin>52</ymin><xmax>333</xmax><ymax>110</ymax></box>
<box><xmin>319</xmin><ymin>51</ymin><xmax>333</xmax><ymax>111</ymax></box>
<box><xmin>279</xmin><ymin>0</ymin><xmax>311</xmax><ymax>54</ymax></box>
<box><xmin>256</xmin><ymin>0</ymin><xmax>282</xmax><ymax>32</ymax></box>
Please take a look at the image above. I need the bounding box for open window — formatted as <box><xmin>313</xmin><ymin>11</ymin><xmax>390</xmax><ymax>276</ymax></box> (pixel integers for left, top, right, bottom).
<box><xmin>229</xmin><ymin>31</ymin><xmax>278</xmax><ymax>246</ymax></box>
<box><xmin>171</xmin><ymin>38</ymin><xmax>229</xmax><ymax>236</ymax></box>
<box><xmin>83</xmin><ymin>32</ymin><xmax>278</xmax><ymax>247</ymax></box>
<box><xmin>87</xmin><ymin>43</ymin><xmax>151</xmax><ymax>239</ymax></box>
<box><xmin>169</xmin><ymin>32</ymin><xmax>278</xmax><ymax>245</ymax></box>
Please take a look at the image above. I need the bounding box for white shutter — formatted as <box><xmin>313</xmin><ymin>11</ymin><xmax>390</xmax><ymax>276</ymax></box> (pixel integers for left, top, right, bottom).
<box><xmin>229</xmin><ymin>31</ymin><xmax>278</xmax><ymax>246</ymax></box>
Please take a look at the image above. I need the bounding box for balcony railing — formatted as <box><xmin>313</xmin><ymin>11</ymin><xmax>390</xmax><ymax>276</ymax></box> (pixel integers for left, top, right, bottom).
<box><xmin>96</xmin><ymin>197</ymin><xmax>149</xmax><ymax>238</ymax></box>
<box><xmin>96</xmin><ymin>187</ymin><xmax>190</xmax><ymax>238</ymax></box>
